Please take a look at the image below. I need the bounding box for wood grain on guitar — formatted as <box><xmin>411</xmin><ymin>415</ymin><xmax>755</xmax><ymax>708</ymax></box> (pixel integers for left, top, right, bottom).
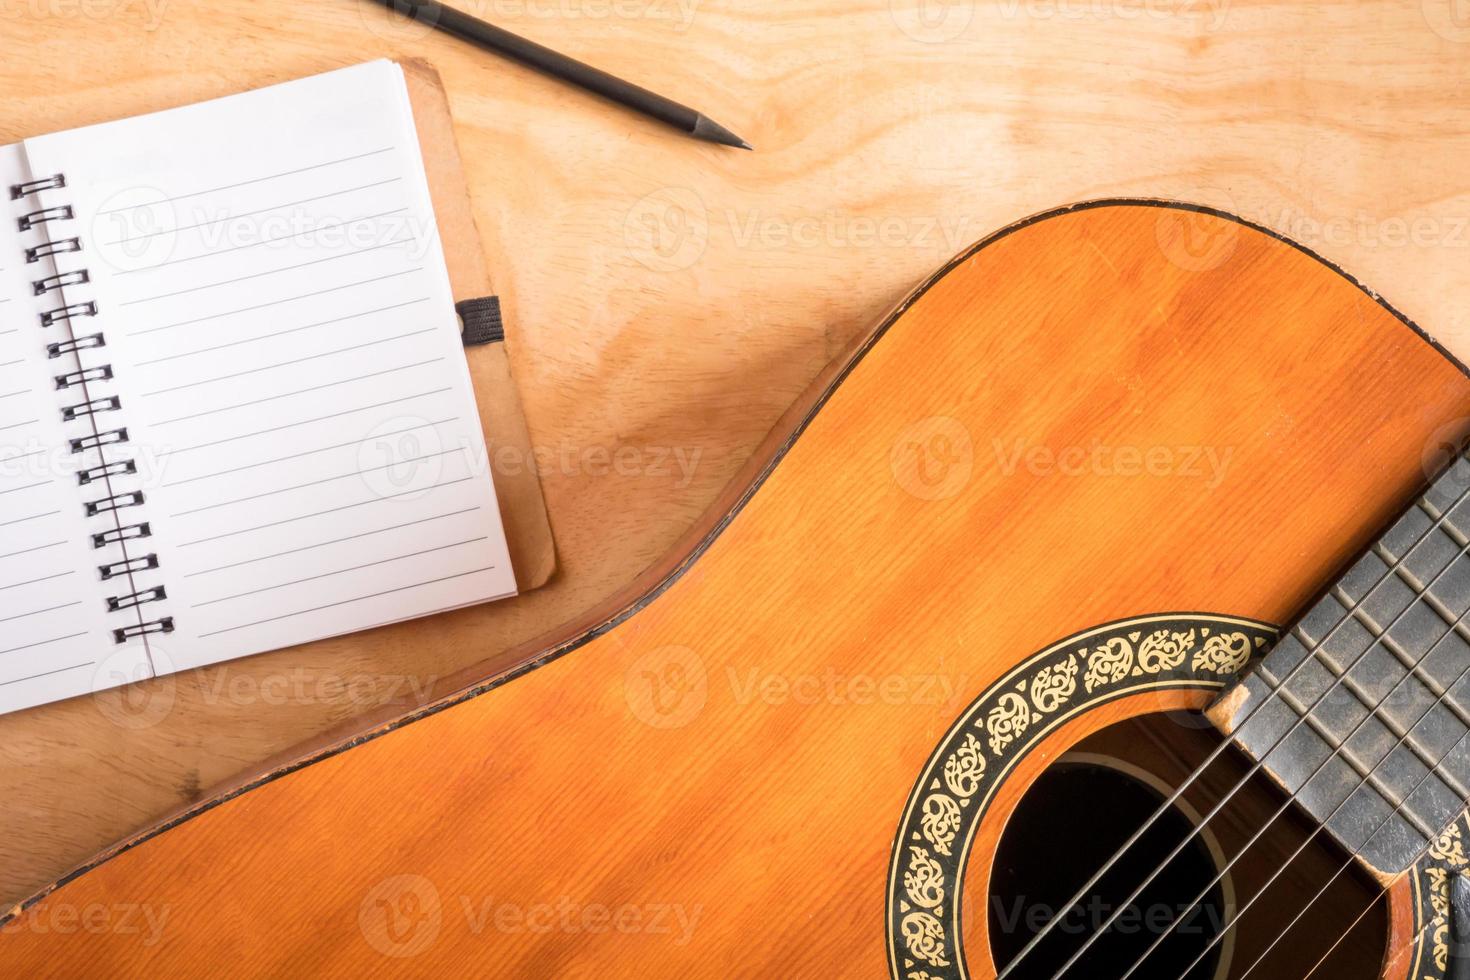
<box><xmin>4</xmin><ymin>202</ymin><xmax>1470</xmax><ymax>977</ymax></box>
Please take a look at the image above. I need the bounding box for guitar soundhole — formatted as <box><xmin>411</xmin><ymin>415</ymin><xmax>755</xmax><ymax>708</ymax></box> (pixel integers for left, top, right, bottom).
<box><xmin>989</xmin><ymin>760</ymin><xmax>1226</xmax><ymax>979</ymax></box>
<box><xmin>982</xmin><ymin>715</ymin><xmax>1389</xmax><ymax>978</ymax></box>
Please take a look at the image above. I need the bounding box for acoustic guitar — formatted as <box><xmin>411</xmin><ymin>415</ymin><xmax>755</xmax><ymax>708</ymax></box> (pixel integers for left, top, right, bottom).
<box><xmin>6</xmin><ymin>200</ymin><xmax>1470</xmax><ymax>979</ymax></box>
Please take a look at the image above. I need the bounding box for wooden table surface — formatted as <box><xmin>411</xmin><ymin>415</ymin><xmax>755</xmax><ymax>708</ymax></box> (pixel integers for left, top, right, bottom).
<box><xmin>2</xmin><ymin>0</ymin><xmax>1470</xmax><ymax>911</ymax></box>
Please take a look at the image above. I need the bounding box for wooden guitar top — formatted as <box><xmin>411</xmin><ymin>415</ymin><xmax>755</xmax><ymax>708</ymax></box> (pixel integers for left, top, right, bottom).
<box><xmin>4</xmin><ymin>201</ymin><xmax>1470</xmax><ymax>977</ymax></box>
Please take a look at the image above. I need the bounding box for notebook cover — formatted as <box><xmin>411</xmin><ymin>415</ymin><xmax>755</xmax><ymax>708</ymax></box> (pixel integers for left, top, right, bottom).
<box><xmin>401</xmin><ymin>58</ymin><xmax>556</xmax><ymax>593</ymax></box>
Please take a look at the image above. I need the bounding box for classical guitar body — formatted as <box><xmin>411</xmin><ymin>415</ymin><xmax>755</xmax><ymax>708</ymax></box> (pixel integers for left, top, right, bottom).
<box><xmin>7</xmin><ymin>202</ymin><xmax>1470</xmax><ymax>978</ymax></box>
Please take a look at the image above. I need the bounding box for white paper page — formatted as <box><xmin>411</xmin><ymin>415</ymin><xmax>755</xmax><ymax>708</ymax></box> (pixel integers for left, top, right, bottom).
<box><xmin>0</xmin><ymin>143</ymin><xmax>154</xmax><ymax>714</ymax></box>
<box><xmin>23</xmin><ymin>62</ymin><xmax>517</xmax><ymax>674</ymax></box>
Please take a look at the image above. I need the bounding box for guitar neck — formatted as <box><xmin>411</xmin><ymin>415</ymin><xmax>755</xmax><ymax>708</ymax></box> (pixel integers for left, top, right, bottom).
<box><xmin>1208</xmin><ymin>448</ymin><xmax>1470</xmax><ymax>880</ymax></box>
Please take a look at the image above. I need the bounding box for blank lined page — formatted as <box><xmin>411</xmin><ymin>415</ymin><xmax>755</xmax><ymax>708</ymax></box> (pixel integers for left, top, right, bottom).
<box><xmin>0</xmin><ymin>143</ymin><xmax>151</xmax><ymax>712</ymax></box>
<box><xmin>23</xmin><ymin>62</ymin><xmax>516</xmax><ymax>672</ymax></box>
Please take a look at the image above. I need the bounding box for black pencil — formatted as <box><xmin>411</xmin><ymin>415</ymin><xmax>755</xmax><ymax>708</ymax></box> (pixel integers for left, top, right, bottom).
<box><xmin>367</xmin><ymin>0</ymin><xmax>753</xmax><ymax>150</ymax></box>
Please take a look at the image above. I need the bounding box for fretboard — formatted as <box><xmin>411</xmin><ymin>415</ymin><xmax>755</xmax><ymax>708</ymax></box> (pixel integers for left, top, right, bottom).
<box><xmin>1208</xmin><ymin>451</ymin><xmax>1470</xmax><ymax>878</ymax></box>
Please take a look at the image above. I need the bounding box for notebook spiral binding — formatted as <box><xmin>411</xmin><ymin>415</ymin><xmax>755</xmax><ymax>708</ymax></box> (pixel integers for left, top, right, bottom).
<box><xmin>11</xmin><ymin>172</ymin><xmax>175</xmax><ymax>645</ymax></box>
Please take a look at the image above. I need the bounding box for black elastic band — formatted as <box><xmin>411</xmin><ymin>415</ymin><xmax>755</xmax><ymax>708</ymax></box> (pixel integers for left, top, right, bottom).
<box><xmin>457</xmin><ymin>296</ymin><xmax>504</xmax><ymax>346</ymax></box>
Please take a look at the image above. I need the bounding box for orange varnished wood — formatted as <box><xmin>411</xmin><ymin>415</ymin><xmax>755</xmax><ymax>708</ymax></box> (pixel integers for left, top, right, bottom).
<box><xmin>3</xmin><ymin>203</ymin><xmax>1468</xmax><ymax>977</ymax></box>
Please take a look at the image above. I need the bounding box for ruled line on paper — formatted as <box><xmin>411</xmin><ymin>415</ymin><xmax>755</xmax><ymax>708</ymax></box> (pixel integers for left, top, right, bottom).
<box><xmin>121</xmin><ymin>237</ymin><xmax>417</xmax><ymax>307</ymax></box>
<box><xmin>133</xmin><ymin>297</ymin><xmax>430</xmax><ymax>367</ymax></box>
<box><xmin>0</xmin><ymin>661</ymin><xmax>97</xmax><ymax>688</ymax></box>
<box><xmin>0</xmin><ymin>570</ymin><xmax>75</xmax><ymax>592</ymax></box>
<box><xmin>193</xmin><ymin>537</ymin><xmax>489</xmax><ymax>608</ymax></box>
<box><xmin>163</xmin><ymin>389</ymin><xmax>451</xmax><ymax>457</ymax></box>
<box><xmin>150</xmin><ymin>359</ymin><xmax>445</xmax><ymax>428</ymax></box>
<box><xmin>170</xmin><ymin>447</ymin><xmax>464</xmax><ymax>518</ymax></box>
<box><xmin>0</xmin><ymin>601</ymin><xmax>84</xmax><ymax>626</ymax></box>
<box><xmin>0</xmin><ymin>632</ymin><xmax>90</xmax><ymax>659</ymax></box>
<box><xmin>176</xmin><ymin>476</ymin><xmax>473</xmax><ymax>547</ymax></box>
<box><xmin>0</xmin><ymin>390</ymin><xmax>33</xmax><ymax>399</ymax></box>
<box><xmin>115</xmin><ymin>207</ymin><xmax>409</xmax><ymax>275</ymax></box>
<box><xmin>0</xmin><ymin>448</ymin><xmax>51</xmax><ymax>464</ymax></box>
<box><xmin>0</xmin><ymin>419</ymin><xmax>40</xmax><ymax>433</ymax></box>
<box><xmin>134</xmin><ymin>269</ymin><xmax>422</xmax><ymax>337</ymax></box>
<box><xmin>140</xmin><ymin>329</ymin><xmax>437</xmax><ymax>398</ymax></box>
<box><xmin>0</xmin><ymin>358</ymin><xmax>24</xmax><ymax>368</ymax></box>
<box><xmin>103</xmin><ymin>178</ymin><xmax>404</xmax><ymax>246</ymax></box>
<box><xmin>196</xmin><ymin>566</ymin><xmax>495</xmax><ymax>638</ymax></box>
<box><xmin>0</xmin><ymin>509</ymin><xmax>62</xmax><ymax>529</ymax></box>
<box><xmin>183</xmin><ymin>507</ymin><xmax>481</xmax><ymax>578</ymax></box>
<box><xmin>95</xmin><ymin>147</ymin><xmax>396</xmax><ymax>215</ymax></box>
<box><xmin>164</xmin><ymin>417</ymin><xmax>459</xmax><ymax>487</ymax></box>
<box><xmin>0</xmin><ymin>540</ymin><xmax>67</xmax><ymax>562</ymax></box>
<box><xmin>0</xmin><ymin>480</ymin><xmax>49</xmax><ymax>498</ymax></box>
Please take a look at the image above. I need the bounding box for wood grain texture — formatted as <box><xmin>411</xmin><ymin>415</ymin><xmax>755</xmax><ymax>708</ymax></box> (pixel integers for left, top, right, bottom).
<box><xmin>5</xmin><ymin>0</ymin><xmax>1470</xmax><ymax>917</ymax></box>
<box><xmin>1</xmin><ymin>204</ymin><xmax>1467</xmax><ymax>976</ymax></box>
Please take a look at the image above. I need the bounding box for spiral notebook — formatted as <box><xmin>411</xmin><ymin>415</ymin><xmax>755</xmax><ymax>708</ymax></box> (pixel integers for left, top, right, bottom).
<box><xmin>0</xmin><ymin>60</ymin><xmax>526</xmax><ymax>716</ymax></box>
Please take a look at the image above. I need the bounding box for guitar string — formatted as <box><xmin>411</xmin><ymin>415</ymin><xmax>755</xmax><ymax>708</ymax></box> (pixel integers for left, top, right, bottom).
<box><xmin>1235</xmin><ymin>757</ymin><xmax>1461</xmax><ymax>977</ymax></box>
<box><xmin>1240</xmin><ymin>841</ymin><xmax>1397</xmax><ymax>976</ymax></box>
<box><xmin>1054</xmin><ymin>508</ymin><xmax>1470</xmax><ymax>980</ymax></box>
<box><xmin>1111</xmin><ymin>599</ymin><xmax>1470</xmax><ymax>980</ymax></box>
<box><xmin>1017</xmin><ymin>459</ymin><xmax>1470</xmax><ymax>979</ymax></box>
<box><xmin>1178</xmin><ymin>473</ymin><xmax>1470</xmax><ymax>980</ymax></box>
<box><xmin>1064</xmin><ymin>487</ymin><xmax>1470</xmax><ymax>975</ymax></box>
<box><xmin>994</xmin><ymin>470</ymin><xmax>1465</xmax><ymax>978</ymax></box>
<box><xmin>1298</xmin><ymin>874</ymin><xmax>1431</xmax><ymax>980</ymax></box>
<box><xmin>1147</xmin><ymin>596</ymin><xmax>1470</xmax><ymax>980</ymax></box>
<box><xmin>1156</xmin><ymin>475</ymin><xmax>1470</xmax><ymax>978</ymax></box>
<box><xmin>1234</xmin><ymin>657</ymin><xmax>1470</xmax><ymax>980</ymax></box>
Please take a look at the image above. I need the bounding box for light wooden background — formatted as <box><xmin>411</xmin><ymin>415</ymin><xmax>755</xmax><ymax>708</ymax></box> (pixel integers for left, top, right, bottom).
<box><xmin>2</xmin><ymin>0</ymin><xmax>1470</xmax><ymax>911</ymax></box>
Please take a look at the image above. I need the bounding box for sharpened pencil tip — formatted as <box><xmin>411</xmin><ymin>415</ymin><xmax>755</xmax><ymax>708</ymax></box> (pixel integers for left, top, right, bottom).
<box><xmin>691</xmin><ymin>113</ymin><xmax>754</xmax><ymax>151</ymax></box>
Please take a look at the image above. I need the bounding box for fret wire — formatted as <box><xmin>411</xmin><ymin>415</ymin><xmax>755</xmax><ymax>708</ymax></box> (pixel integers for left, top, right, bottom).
<box><xmin>1258</xmin><ymin>628</ymin><xmax>1470</xmax><ymax>818</ymax></box>
<box><xmin>1320</xmin><ymin>533</ymin><xmax>1470</xmax><ymax>734</ymax></box>
<box><xmin>1255</xmin><ymin>657</ymin><xmax>1460</xmax><ymax>836</ymax></box>
<box><xmin>1253</xmin><ymin>547</ymin><xmax>1470</xmax><ymax>809</ymax></box>
<box><xmin>1323</xmin><ymin>585</ymin><xmax>1470</xmax><ymax>741</ymax></box>
<box><xmin>1018</xmin><ymin>452</ymin><xmax>1470</xmax><ymax>980</ymax></box>
<box><xmin>1256</xmin><ymin>497</ymin><xmax>1470</xmax><ymax>700</ymax></box>
<box><xmin>1240</xmin><ymin>467</ymin><xmax>1470</xmax><ymax>806</ymax></box>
